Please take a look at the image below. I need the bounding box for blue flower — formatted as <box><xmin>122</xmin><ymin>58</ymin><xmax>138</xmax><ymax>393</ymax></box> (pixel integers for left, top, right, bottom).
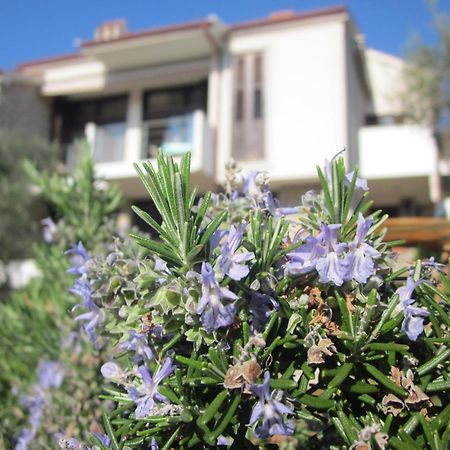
<box><xmin>119</xmin><ymin>330</ymin><xmax>153</xmax><ymax>363</ymax></box>
<box><xmin>264</xmin><ymin>191</ymin><xmax>299</xmax><ymax>217</ymax></box>
<box><xmin>41</xmin><ymin>217</ymin><xmax>57</xmax><ymax>243</ymax></box>
<box><xmin>91</xmin><ymin>432</ymin><xmax>111</xmax><ymax>448</ymax></box>
<box><xmin>287</xmin><ymin>235</ymin><xmax>324</xmax><ymax>275</ymax></box>
<box><xmin>197</xmin><ymin>263</ymin><xmax>238</xmax><ymax>332</ymax></box>
<box><xmin>345</xmin><ymin>170</ymin><xmax>368</xmax><ymax>190</ymax></box>
<box><xmin>70</xmin><ymin>277</ymin><xmax>93</xmax><ymax>311</ymax></box>
<box><xmin>66</xmin><ymin>242</ymin><xmax>90</xmax><ymax>275</ymax></box>
<box><xmin>315</xmin><ymin>224</ymin><xmax>347</xmax><ymax>286</ymax></box>
<box><xmin>127</xmin><ymin>358</ymin><xmax>175</xmax><ymax>419</ymax></box>
<box><xmin>325</xmin><ymin>154</ymin><xmax>368</xmax><ymax>191</ymax></box>
<box><xmin>15</xmin><ymin>429</ymin><xmax>34</xmax><ymax>450</ymax></box>
<box><xmin>397</xmin><ymin>277</ymin><xmax>429</xmax><ymax>341</ymax></box>
<box><xmin>219</xmin><ymin>224</ymin><xmax>254</xmax><ymax>280</ymax></box>
<box><xmin>210</xmin><ymin>229</ymin><xmax>227</xmax><ymax>255</ymax></box>
<box><xmin>249</xmin><ymin>292</ymin><xmax>279</xmax><ymax>330</ymax></box>
<box><xmin>287</xmin><ymin>224</ymin><xmax>347</xmax><ymax>285</ymax></box>
<box><xmin>241</xmin><ymin>171</ymin><xmax>271</xmax><ymax>209</ymax></box>
<box><xmin>74</xmin><ymin>301</ymin><xmax>104</xmax><ymax>347</ymax></box>
<box><xmin>38</xmin><ymin>360</ymin><xmax>64</xmax><ymax>389</ymax></box>
<box><xmin>344</xmin><ymin>214</ymin><xmax>380</xmax><ymax>283</ymax></box>
<box><xmin>249</xmin><ymin>372</ymin><xmax>294</xmax><ymax>439</ymax></box>
<box><xmin>15</xmin><ymin>360</ymin><xmax>64</xmax><ymax>450</ymax></box>
<box><xmin>242</xmin><ymin>171</ymin><xmax>262</xmax><ymax>200</ymax></box>
<box><xmin>150</xmin><ymin>437</ymin><xmax>159</xmax><ymax>449</ymax></box>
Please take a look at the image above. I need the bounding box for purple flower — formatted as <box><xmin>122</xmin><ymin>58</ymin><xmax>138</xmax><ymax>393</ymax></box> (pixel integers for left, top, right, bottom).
<box><xmin>150</xmin><ymin>437</ymin><xmax>159</xmax><ymax>450</ymax></box>
<box><xmin>219</xmin><ymin>224</ymin><xmax>254</xmax><ymax>280</ymax></box>
<box><xmin>197</xmin><ymin>263</ymin><xmax>238</xmax><ymax>332</ymax></box>
<box><xmin>325</xmin><ymin>154</ymin><xmax>368</xmax><ymax>191</ymax></box>
<box><xmin>287</xmin><ymin>224</ymin><xmax>347</xmax><ymax>286</ymax></box>
<box><xmin>287</xmin><ymin>235</ymin><xmax>324</xmax><ymax>275</ymax></box>
<box><xmin>217</xmin><ymin>435</ymin><xmax>232</xmax><ymax>446</ymax></box>
<box><xmin>345</xmin><ymin>171</ymin><xmax>368</xmax><ymax>190</ymax></box>
<box><xmin>38</xmin><ymin>361</ymin><xmax>64</xmax><ymax>389</ymax></box>
<box><xmin>66</xmin><ymin>242</ymin><xmax>90</xmax><ymax>275</ymax></box>
<box><xmin>249</xmin><ymin>372</ymin><xmax>294</xmax><ymax>439</ymax></box>
<box><xmin>397</xmin><ymin>277</ymin><xmax>429</xmax><ymax>341</ymax></box>
<box><xmin>119</xmin><ymin>330</ymin><xmax>153</xmax><ymax>362</ymax></box>
<box><xmin>249</xmin><ymin>292</ymin><xmax>279</xmax><ymax>330</ymax></box>
<box><xmin>242</xmin><ymin>171</ymin><xmax>262</xmax><ymax>200</ymax></box>
<box><xmin>41</xmin><ymin>217</ymin><xmax>57</xmax><ymax>243</ymax></box>
<box><xmin>15</xmin><ymin>360</ymin><xmax>64</xmax><ymax>450</ymax></box>
<box><xmin>315</xmin><ymin>224</ymin><xmax>347</xmax><ymax>285</ymax></box>
<box><xmin>288</xmin><ymin>224</ymin><xmax>347</xmax><ymax>285</ymax></box>
<box><xmin>15</xmin><ymin>429</ymin><xmax>34</xmax><ymax>450</ymax></box>
<box><xmin>127</xmin><ymin>358</ymin><xmax>175</xmax><ymax>419</ymax></box>
<box><xmin>70</xmin><ymin>277</ymin><xmax>93</xmax><ymax>311</ymax></box>
<box><xmin>58</xmin><ymin>438</ymin><xmax>85</xmax><ymax>449</ymax></box>
<box><xmin>241</xmin><ymin>171</ymin><xmax>271</xmax><ymax>208</ymax></box>
<box><xmin>91</xmin><ymin>432</ymin><xmax>111</xmax><ymax>448</ymax></box>
<box><xmin>210</xmin><ymin>229</ymin><xmax>227</xmax><ymax>254</ymax></box>
<box><xmin>101</xmin><ymin>362</ymin><xmax>123</xmax><ymax>379</ymax></box>
<box><xmin>344</xmin><ymin>214</ymin><xmax>381</xmax><ymax>283</ymax></box>
<box><xmin>74</xmin><ymin>301</ymin><xmax>104</xmax><ymax>347</ymax></box>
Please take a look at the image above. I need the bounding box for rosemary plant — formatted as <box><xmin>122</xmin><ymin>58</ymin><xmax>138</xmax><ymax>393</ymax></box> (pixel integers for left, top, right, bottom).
<box><xmin>62</xmin><ymin>152</ymin><xmax>450</xmax><ymax>450</ymax></box>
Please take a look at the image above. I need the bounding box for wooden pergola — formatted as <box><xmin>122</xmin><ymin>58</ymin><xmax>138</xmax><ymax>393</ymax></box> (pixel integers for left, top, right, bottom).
<box><xmin>385</xmin><ymin>217</ymin><xmax>450</xmax><ymax>249</ymax></box>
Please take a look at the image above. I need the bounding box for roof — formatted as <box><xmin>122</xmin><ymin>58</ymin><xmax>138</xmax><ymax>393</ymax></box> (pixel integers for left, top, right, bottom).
<box><xmin>80</xmin><ymin>19</ymin><xmax>212</xmax><ymax>49</ymax></box>
<box><xmin>18</xmin><ymin>52</ymin><xmax>81</xmax><ymax>70</ymax></box>
<box><xmin>230</xmin><ymin>5</ymin><xmax>347</xmax><ymax>32</ymax></box>
<box><xmin>16</xmin><ymin>5</ymin><xmax>349</xmax><ymax>70</ymax></box>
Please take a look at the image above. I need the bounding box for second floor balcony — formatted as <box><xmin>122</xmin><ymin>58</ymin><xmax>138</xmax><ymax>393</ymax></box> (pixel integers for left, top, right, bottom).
<box><xmin>60</xmin><ymin>82</ymin><xmax>215</xmax><ymax>195</ymax></box>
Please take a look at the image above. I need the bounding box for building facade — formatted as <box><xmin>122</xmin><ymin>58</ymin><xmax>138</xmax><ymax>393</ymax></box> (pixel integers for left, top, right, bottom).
<box><xmin>4</xmin><ymin>6</ymin><xmax>440</xmax><ymax>216</ymax></box>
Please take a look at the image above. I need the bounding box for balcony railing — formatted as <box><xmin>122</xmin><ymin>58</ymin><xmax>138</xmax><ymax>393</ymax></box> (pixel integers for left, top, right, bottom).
<box><xmin>64</xmin><ymin>109</ymin><xmax>213</xmax><ymax>184</ymax></box>
<box><xmin>359</xmin><ymin>124</ymin><xmax>438</xmax><ymax>179</ymax></box>
<box><xmin>92</xmin><ymin>122</ymin><xmax>126</xmax><ymax>163</ymax></box>
<box><xmin>142</xmin><ymin>111</ymin><xmax>196</xmax><ymax>159</ymax></box>
<box><xmin>65</xmin><ymin>121</ymin><xmax>126</xmax><ymax>170</ymax></box>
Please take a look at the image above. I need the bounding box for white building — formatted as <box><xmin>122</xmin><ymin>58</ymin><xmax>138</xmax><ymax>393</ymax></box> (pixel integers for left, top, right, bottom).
<box><xmin>13</xmin><ymin>6</ymin><xmax>439</xmax><ymax>217</ymax></box>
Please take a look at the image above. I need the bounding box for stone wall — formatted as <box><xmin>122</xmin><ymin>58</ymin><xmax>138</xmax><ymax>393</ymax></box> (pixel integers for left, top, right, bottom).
<box><xmin>0</xmin><ymin>76</ymin><xmax>51</xmax><ymax>139</ymax></box>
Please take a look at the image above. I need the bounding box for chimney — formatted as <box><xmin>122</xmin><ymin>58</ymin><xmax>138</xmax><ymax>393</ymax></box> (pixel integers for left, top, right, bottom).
<box><xmin>94</xmin><ymin>19</ymin><xmax>127</xmax><ymax>42</ymax></box>
<box><xmin>269</xmin><ymin>10</ymin><xmax>295</xmax><ymax>21</ymax></box>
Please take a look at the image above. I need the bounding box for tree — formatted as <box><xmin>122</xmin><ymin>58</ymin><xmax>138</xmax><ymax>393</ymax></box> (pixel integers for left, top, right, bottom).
<box><xmin>0</xmin><ymin>131</ymin><xmax>57</xmax><ymax>265</ymax></box>
<box><xmin>402</xmin><ymin>1</ymin><xmax>450</xmax><ymax>150</ymax></box>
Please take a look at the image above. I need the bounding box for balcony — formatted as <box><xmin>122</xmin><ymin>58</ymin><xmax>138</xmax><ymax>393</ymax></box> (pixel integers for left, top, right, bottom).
<box><xmin>358</xmin><ymin>124</ymin><xmax>440</xmax><ymax>206</ymax></box>
<box><xmin>359</xmin><ymin>124</ymin><xmax>438</xmax><ymax>179</ymax></box>
<box><xmin>66</xmin><ymin>109</ymin><xmax>214</xmax><ymax>196</ymax></box>
<box><xmin>142</xmin><ymin>112</ymin><xmax>196</xmax><ymax>159</ymax></box>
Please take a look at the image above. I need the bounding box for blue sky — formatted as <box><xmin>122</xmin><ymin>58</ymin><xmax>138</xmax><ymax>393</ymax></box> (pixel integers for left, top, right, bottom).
<box><xmin>1</xmin><ymin>0</ymin><xmax>449</xmax><ymax>69</ymax></box>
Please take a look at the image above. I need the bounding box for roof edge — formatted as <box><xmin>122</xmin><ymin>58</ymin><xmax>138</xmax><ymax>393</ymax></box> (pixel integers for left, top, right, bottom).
<box><xmin>80</xmin><ymin>19</ymin><xmax>212</xmax><ymax>49</ymax></box>
<box><xmin>18</xmin><ymin>52</ymin><xmax>81</xmax><ymax>70</ymax></box>
<box><xmin>229</xmin><ymin>5</ymin><xmax>348</xmax><ymax>33</ymax></box>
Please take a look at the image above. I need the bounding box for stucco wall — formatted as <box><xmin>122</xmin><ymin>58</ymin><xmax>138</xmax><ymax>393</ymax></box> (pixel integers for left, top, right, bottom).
<box><xmin>217</xmin><ymin>18</ymin><xmax>348</xmax><ymax>184</ymax></box>
<box><xmin>365</xmin><ymin>48</ymin><xmax>404</xmax><ymax>117</ymax></box>
<box><xmin>345</xmin><ymin>26</ymin><xmax>369</xmax><ymax>169</ymax></box>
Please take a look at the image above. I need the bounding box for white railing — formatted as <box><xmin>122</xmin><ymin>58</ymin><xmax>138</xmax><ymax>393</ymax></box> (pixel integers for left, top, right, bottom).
<box><xmin>91</xmin><ymin>122</ymin><xmax>126</xmax><ymax>163</ymax></box>
<box><xmin>64</xmin><ymin>122</ymin><xmax>126</xmax><ymax>169</ymax></box>
<box><xmin>91</xmin><ymin>109</ymin><xmax>212</xmax><ymax>182</ymax></box>
<box><xmin>359</xmin><ymin>124</ymin><xmax>438</xmax><ymax>179</ymax></box>
<box><xmin>141</xmin><ymin>110</ymin><xmax>201</xmax><ymax>159</ymax></box>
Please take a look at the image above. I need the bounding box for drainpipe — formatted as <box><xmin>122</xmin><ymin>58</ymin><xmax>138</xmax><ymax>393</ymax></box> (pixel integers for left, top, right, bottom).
<box><xmin>203</xmin><ymin>21</ymin><xmax>223</xmax><ymax>187</ymax></box>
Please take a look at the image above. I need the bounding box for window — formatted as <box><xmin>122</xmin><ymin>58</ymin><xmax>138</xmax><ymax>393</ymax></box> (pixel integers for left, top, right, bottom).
<box><xmin>232</xmin><ymin>53</ymin><xmax>265</xmax><ymax>160</ymax></box>
<box><xmin>143</xmin><ymin>82</ymin><xmax>206</xmax><ymax>120</ymax></box>
<box><xmin>58</xmin><ymin>95</ymin><xmax>127</xmax><ymax>166</ymax></box>
<box><xmin>142</xmin><ymin>82</ymin><xmax>206</xmax><ymax>158</ymax></box>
